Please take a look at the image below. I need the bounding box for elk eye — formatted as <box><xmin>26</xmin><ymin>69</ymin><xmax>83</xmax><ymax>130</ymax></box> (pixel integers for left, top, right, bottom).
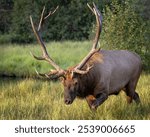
<box><xmin>68</xmin><ymin>85</ymin><xmax>71</xmax><ymax>90</ymax></box>
<box><xmin>74</xmin><ymin>81</ymin><xmax>78</xmax><ymax>86</ymax></box>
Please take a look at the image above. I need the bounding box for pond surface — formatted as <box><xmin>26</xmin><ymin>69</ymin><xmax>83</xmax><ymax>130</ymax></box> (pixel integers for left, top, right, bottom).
<box><xmin>0</xmin><ymin>77</ymin><xmax>19</xmax><ymax>87</ymax></box>
<box><xmin>0</xmin><ymin>77</ymin><xmax>49</xmax><ymax>93</ymax></box>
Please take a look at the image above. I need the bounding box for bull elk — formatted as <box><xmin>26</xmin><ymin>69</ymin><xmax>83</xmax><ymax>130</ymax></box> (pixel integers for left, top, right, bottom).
<box><xmin>30</xmin><ymin>3</ymin><xmax>142</xmax><ymax>110</ymax></box>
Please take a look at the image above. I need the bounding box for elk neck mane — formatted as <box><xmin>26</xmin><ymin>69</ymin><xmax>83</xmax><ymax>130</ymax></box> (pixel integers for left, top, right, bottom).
<box><xmin>76</xmin><ymin>52</ymin><xmax>103</xmax><ymax>98</ymax></box>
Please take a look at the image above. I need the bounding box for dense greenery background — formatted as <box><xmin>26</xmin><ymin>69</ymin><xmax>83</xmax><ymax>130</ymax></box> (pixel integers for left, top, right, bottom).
<box><xmin>0</xmin><ymin>0</ymin><xmax>149</xmax><ymax>70</ymax></box>
<box><xmin>0</xmin><ymin>0</ymin><xmax>149</xmax><ymax>41</ymax></box>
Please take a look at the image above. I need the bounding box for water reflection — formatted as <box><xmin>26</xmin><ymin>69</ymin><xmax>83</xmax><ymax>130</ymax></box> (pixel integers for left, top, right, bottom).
<box><xmin>0</xmin><ymin>77</ymin><xmax>20</xmax><ymax>86</ymax></box>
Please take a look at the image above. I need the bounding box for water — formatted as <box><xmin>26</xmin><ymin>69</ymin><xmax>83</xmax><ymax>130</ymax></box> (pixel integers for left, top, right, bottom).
<box><xmin>0</xmin><ymin>77</ymin><xmax>19</xmax><ymax>85</ymax></box>
<box><xmin>1</xmin><ymin>76</ymin><xmax>27</xmax><ymax>82</ymax></box>
<box><xmin>0</xmin><ymin>77</ymin><xmax>54</xmax><ymax>91</ymax></box>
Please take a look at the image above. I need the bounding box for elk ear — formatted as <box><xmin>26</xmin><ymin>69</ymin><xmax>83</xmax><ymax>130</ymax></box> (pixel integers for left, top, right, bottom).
<box><xmin>59</xmin><ymin>76</ymin><xmax>66</xmax><ymax>83</ymax></box>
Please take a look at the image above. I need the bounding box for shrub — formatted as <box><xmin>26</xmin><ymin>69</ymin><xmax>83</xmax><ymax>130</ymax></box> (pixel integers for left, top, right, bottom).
<box><xmin>101</xmin><ymin>0</ymin><xmax>150</xmax><ymax>71</ymax></box>
<box><xmin>0</xmin><ymin>34</ymin><xmax>12</xmax><ymax>44</ymax></box>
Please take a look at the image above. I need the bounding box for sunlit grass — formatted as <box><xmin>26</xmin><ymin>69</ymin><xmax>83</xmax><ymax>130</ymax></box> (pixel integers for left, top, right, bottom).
<box><xmin>0</xmin><ymin>74</ymin><xmax>149</xmax><ymax>120</ymax></box>
<box><xmin>0</xmin><ymin>41</ymin><xmax>92</xmax><ymax>77</ymax></box>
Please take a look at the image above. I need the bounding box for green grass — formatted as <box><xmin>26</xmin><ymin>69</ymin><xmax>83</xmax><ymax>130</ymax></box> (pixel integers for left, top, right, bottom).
<box><xmin>0</xmin><ymin>41</ymin><xmax>92</xmax><ymax>77</ymax></box>
<box><xmin>0</xmin><ymin>41</ymin><xmax>150</xmax><ymax>119</ymax></box>
<box><xmin>0</xmin><ymin>74</ymin><xmax>150</xmax><ymax>120</ymax></box>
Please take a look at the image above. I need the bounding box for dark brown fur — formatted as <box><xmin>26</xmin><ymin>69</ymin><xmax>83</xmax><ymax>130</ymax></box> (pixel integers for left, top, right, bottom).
<box><xmin>62</xmin><ymin>50</ymin><xmax>142</xmax><ymax>110</ymax></box>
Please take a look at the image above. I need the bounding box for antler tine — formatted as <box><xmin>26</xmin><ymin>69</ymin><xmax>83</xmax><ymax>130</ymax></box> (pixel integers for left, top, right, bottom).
<box><xmin>87</xmin><ymin>3</ymin><xmax>102</xmax><ymax>50</ymax></box>
<box><xmin>34</xmin><ymin>67</ymin><xmax>64</xmax><ymax>79</ymax></box>
<box><xmin>45</xmin><ymin>70</ymin><xmax>66</xmax><ymax>79</ymax></box>
<box><xmin>38</xmin><ymin>6</ymin><xmax>59</xmax><ymax>31</ymax></box>
<box><xmin>44</xmin><ymin>6</ymin><xmax>59</xmax><ymax>20</ymax></box>
<box><xmin>74</xmin><ymin>64</ymin><xmax>94</xmax><ymax>75</ymax></box>
<box><xmin>92</xmin><ymin>3</ymin><xmax>102</xmax><ymax>50</ymax></box>
<box><xmin>30</xmin><ymin>6</ymin><xmax>65</xmax><ymax>79</ymax></box>
<box><xmin>87</xmin><ymin>3</ymin><xmax>94</xmax><ymax>13</ymax></box>
<box><xmin>35</xmin><ymin>68</ymin><xmax>46</xmax><ymax>77</ymax></box>
<box><xmin>73</xmin><ymin>3</ymin><xmax>102</xmax><ymax>74</ymax></box>
<box><xmin>30</xmin><ymin>16</ymin><xmax>53</xmax><ymax>63</ymax></box>
<box><xmin>38</xmin><ymin>6</ymin><xmax>45</xmax><ymax>31</ymax></box>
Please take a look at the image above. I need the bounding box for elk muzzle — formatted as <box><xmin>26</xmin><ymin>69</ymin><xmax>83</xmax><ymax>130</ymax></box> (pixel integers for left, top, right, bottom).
<box><xmin>64</xmin><ymin>90</ymin><xmax>77</xmax><ymax>105</ymax></box>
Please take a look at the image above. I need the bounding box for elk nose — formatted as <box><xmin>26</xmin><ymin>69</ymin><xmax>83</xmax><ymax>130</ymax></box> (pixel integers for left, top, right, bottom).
<box><xmin>65</xmin><ymin>99</ymin><xmax>71</xmax><ymax>105</ymax></box>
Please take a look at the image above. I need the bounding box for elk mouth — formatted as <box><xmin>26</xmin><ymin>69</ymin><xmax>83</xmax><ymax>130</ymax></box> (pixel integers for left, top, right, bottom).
<box><xmin>64</xmin><ymin>95</ymin><xmax>76</xmax><ymax>105</ymax></box>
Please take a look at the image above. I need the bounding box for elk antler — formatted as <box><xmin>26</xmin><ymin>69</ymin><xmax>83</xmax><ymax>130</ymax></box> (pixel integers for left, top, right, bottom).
<box><xmin>30</xmin><ymin>6</ymin><xmax>65</xmax><ymax>79</ymax></box>
<box><xmin>73</xmin><ymin>3</ymin><xmax>102</xmax><ymax>74</ymax></box>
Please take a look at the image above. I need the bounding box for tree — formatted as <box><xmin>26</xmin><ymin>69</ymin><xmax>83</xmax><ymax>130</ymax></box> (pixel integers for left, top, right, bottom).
<box><xmin>0</xmin><ymin>0</ymin><xmax>13</xmax><ymax>34</ymax></box>
<box><xmin>10</xmin><ymin>0</ymin><xmax>103</xmax><ymax>42</ymax></box>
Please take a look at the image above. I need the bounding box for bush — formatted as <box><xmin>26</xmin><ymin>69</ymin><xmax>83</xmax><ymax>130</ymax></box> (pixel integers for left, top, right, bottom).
<box><xmin>0</xmin><ymin>34</ymin><xmax>12</xmax><ymax>44</ymax></box>
<box><xmin>101</xmin><ymin>0</ymin><xmax>150</xmax><ymax>71</ymax></box>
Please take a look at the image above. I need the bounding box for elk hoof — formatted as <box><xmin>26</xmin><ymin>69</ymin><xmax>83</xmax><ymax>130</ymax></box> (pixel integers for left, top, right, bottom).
<box><xmin>91</xmin><ymin>100</ymin><xmax>99</xmax><ymax>110</ymax></box>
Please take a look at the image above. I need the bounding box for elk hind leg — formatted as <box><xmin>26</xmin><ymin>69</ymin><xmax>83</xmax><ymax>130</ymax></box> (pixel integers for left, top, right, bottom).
<box><xmin>133</xmin><ymin>91</ymin><xmax>140</xmax><ymax>103</ymax></box>
<box><xmin>124</xmin><ymin>81</ymin><xmax>140</xmax><ymax>104</ymax></box>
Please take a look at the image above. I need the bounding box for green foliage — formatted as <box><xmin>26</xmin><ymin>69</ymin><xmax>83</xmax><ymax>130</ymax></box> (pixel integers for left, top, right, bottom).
<box><xmin>101</xmin><ymin>0</ymin><xmax>150</xmax><ymax>70</ymax></box>
<box><xmin>9</xmin><ymin>0</ymin><xmax>103</xmax><ymax>43</ymax></box>
<box><xmin>10</xmin><ymin>0</ymin><xmax>35</xmax><ymax>43</ymax></box>
<box><xmin>0</xmin><ymin>0</ymin><xmax>13</xmax><ymax>34</ymax></box>
<box><xmin>0</xmin><ymin>34</ymin><xmax>12</xmax><ymax>44</ymax></box>
<box><xmin>0</xmin><ymin>74</ymin><xmax>150</xmax><ymax>120</ymax></box>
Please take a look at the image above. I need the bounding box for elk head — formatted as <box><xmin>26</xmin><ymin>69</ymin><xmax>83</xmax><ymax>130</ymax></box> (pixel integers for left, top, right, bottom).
<box><xmin>30</xmin><ymin>3</ymin><xmax>102</xmax><ymax>105</ymax></box>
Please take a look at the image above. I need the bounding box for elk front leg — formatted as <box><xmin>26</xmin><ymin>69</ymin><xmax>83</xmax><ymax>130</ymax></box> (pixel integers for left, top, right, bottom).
<box><xmin>86</xmin><ymin>95</ymin><xmax>96</xmax><ymax>109</ymax></box>
<box><xmin>86</xmin><ymin>93</ymin><xmax>108</xmax><ymax>110</ymax></box>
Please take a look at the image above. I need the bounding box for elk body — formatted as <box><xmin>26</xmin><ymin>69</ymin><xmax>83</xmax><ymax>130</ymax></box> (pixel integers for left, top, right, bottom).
<box><xmin>30</xmin><ymin>3</ymin><xmax>142</xmax><ymax>110</ymax></box>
